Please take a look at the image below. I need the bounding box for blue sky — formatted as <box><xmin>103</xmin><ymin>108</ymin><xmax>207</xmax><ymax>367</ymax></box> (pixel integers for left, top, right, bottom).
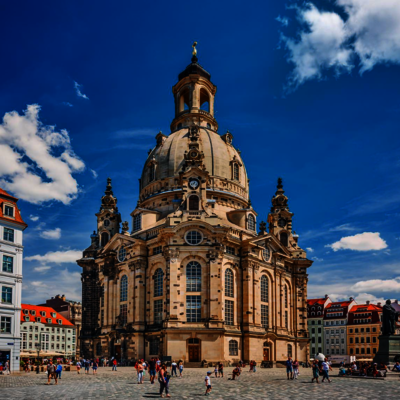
<box><xmin>1</xmin><ymin>0</ymin><xmax>400</xmax><ymax>304</ymax></box>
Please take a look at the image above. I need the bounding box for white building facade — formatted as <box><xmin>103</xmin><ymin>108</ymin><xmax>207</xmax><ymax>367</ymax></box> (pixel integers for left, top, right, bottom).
<box><xmin>0</xmin><ymin>189</ymin><xmax>27</xmax><ymax>373</ymax></box>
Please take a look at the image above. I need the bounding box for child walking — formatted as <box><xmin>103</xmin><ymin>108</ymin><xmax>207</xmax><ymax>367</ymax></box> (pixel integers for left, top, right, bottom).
<box><xmin>205</xmin><ymin>371</ymin><xmax>212</xmax><ymax>396</ymax></box>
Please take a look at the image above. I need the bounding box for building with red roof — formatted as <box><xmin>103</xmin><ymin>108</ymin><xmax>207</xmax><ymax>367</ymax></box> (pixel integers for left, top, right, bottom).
<box><xmin>0</xmin><ymin>188</ymin><xmax>27</xmax><ymax>372</ymax></box>
<box><xmin>324</xmin><ymin>298</ymin><xmax>356</xmax><ymax>358</ymax></box>
<box><xmin>347</xmin><ymin>302</ymin><xmax>382</xmax><ymax>360</ymax></box>
<box><xmin>20</xmin><ymin>304</ymin><xmax>77</xmax><ymax>360</ymax></box>
<box><xmin>307</xmin><ymin>295</ymin><xmax>331</xmax><ymax>357</ymax></box>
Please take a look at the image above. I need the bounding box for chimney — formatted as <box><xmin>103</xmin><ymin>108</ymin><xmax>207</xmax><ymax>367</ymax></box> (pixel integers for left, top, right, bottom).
<box><xmin>349</xmin><ymin>297</ymin><xmax>354</xmax><ymax>301</ymax></box>
<box><xmin>62</xmin><ymin>294</ymin><xmax>66</xmax><ymax>301</ymax></box>
<box><xmin>377</xmin><ymin>302</ymin><xmax>381</xmax><ymax>307</ymax></box>
<box><xmin>325</xmin><ymin>294</ymin><xmax>328</xmax><ymax>299</ymax></box>
<box><xmin>366</xmin><ymin>301</ymin><xmax>370</xmax><ymax>305</ymax></box>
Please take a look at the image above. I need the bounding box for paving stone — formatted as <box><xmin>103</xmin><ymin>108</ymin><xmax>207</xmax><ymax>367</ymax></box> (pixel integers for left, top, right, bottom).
<box><xmin>0</xmin><ymin>367</ymin><xmax>399</xmax><ymax>399</ymax></box>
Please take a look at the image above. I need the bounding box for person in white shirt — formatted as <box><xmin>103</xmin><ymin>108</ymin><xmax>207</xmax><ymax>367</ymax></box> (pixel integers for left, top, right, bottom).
<box><xmin>321</xmin><ymin>358</ymin><xmax>332</xmax><ymax>383</ymax></box>
<box><xmin>171</xmin><ymin>361</ymin><xmax>178</xmax><ymax>377</ymax></box>
<box><xmin>204</xmin><ymin>371</ymin><xmax>212</xmax><ymax>396</ymax></box>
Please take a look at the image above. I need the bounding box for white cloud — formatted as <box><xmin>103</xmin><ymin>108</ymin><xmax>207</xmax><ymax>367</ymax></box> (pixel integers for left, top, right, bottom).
<box><xmin>351</xmin><ymin>277</ymin><xmax>400</xmax><ymax>293</ymax></box>
<box><xmin>29</xmin><ymin>215</ymin><xmax>39</xmax><ymax>222</ymax></box>
<box><xmin>33</xmin><ymin>266</ymin><xmax>51</xmax><ymax>272</ymax></box>
<box><xmin>74</xmin><ymin>81</ymin><xmax>89</xmax><ymax>100</ymax></box>
<box><xmin>326</xmin><ymin>232</ymin><xmax>388</xmax><ymax>252</ymax></box>
<box><xmin>276</xmin><ymin>15</ymin><xmax>289</xmax><ymax>27</ymax></box>
<box><xmin>353</xmin><ymin>292</ymin><xmax>388</xmax><ymax>305</ymax></box>
<box><xmin>281</xmin><ymin>0</ymin><xmax>400</xmax><ymax>87</ymax></box>
<box><xmin>329</xmin><ymin>223</ymin><xmax>356</xmax><ymax>232</ymax></box>
<box><xmin>312</xmin><ymin>256</ymin><xmax>324</xmax><ymax>262</ymax></box>
<box><xmin>63</xmin><ymin>102</ymin><xmax>73</xmax><ymax>107</ymax></box>
<box><xmin>25</xmin><ymin>249</ymin><xmax>81</xmax><ymax>264</ymax></box>
<box><xmin>306</xmin><ymin>247</ymin><xmax>314</xmax><ymax>252</ymax></box>
<box><xmin>91</xmin><ymin>169</ymin><xmax>98</xmax><ymax>179</ymax></box>
<box><xmin>39</xmin><ymin>228</ymin><xmax>61</xmax><ymax>240</ymax></box>
<box><xmin>0</xmin><ymin>105</ymin><xmax>85</xmax><ymax>204</ymax></box>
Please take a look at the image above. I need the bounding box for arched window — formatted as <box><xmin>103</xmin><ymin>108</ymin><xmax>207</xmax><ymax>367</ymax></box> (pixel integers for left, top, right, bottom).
<box><xmin>133</xmin><ymin>214</ymin><xmax>142</xmax><ymax>232</ymax></box>
<box><xmin>120</xmin><ymin>275</ymin><xmax>128</xmax><ymax>302</ymax></box>
<box><xmin>280</xmin><ymin>232</ymin><xmax>288</xmax><ymax>247</ymax></box>
<box><xmin>101</xmin><ymin>232</ymin><xmax>109</xmax><ymax>247</ymax></box>
<box><xmin>261</xmin><ymin>275</ymin><xmax>269</xmax><ymax>302</ymax></box>
<box><xmin>284</xmin><ymin>285</ymin><xmax>288</xmax><ymax>308</ymax></box>
<box><xmin>186</xmin><ymin>261</ymin><xmax>201</xmax><ymax>292</ymax></box>
<box><xmin>200</xmin><ymin>88</ymin><xmax>210</xmax><ymax>112</ymax></box>
<box><xmin>287</xmin><ymin>344</ymin><xmax>292</xmax><ymax>357</ymax></box>
<box><xmin>154</xmin><ymin>268</ymin><xmax>164</xmax><ymax>297</ymax></box>
<box><xmin>233</xmin><ymin>163</ymin><xmax>239</xmax><ymax>181</ymax></box>
<box><xmin>229</xmin><ymin>340</ymin><xmax>238</xmax><ymax>356</ymax></box>
<box><xmin>96</xmin><ymin>342</ymin><xmax>102</xmax><ymax>356</ymax></box>
<box><xmin>247</xmin><ymin>214</ymin><xmax>256</xmax><ymax>231</ymax></box>
<box><xmin>188</xmin><ymin>195</ymin><xmax>199</xmax><ymax>211</ymax></box>
<box><xmin>225</xmin><ymin>269</ymin><xmax>234</xmax><ymax>298</ymax></box>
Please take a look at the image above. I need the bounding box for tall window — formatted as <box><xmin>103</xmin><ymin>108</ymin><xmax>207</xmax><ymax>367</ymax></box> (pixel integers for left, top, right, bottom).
<box><xmin>154</xmin><ymin>299</ymin><xmax>163</xmax><ymax>324</ymax></box>
<box><xmin>225</xmin><ymin>300</ymin><xmax>234</xmax><ymax>325</ymax></box>
<box><xmin>261</xmin><ymin>304</ymin><xmax>269</xmax><ymax>328</ymax></box>
<box><xmin>0</xmin><ymin>316</ymin><xmax>11</xmax><ymax>333</ymax></box>
<box><xmin>133</xmin><ymin>214</ymin><xmax>142</xmax><ymax>232</ymax></box>
<box><xmin>120</xmin><ymin>275</ymin><xmax>128</xmax><ymax>302</ymax></box>
<box><xmin>287</xmin><ymin>344</ymin><xmax>292</xmax><ymax>357</ymax></box>
<box><xmin>247</xmin><ymin>214</ymin><xmax>256</xmax><ymax>231</ymax></box>
<box><xmin>21</xmin><ymin>332</ymin><xmax>27</xmax><ymax>349</ymax></box>
<box><xmin>101</xmin><ymin>232</ymin><xmax>109</xmax><ymax>247</ymax></box>
<box><xmin>284</xmin><ymin>285</ymin><xmax>288</xmax><ymax>308</ymax></box>
<box><xmin>261</xmin><ymin>275</ymin><xmax>269</xmax><ymax>302</ymax></box>
<box><xmin>149</xmin><ymin>164</ymin><xmax>156</xmax><ymax>182</ymax></box>
<box><xmin>119</xmin><ymin>304</ymin><xmax>127</xmax><ymax>325</ymax></box>
<box><xmin>225</xmin><ymin>269</ymin><xmax>234</xmax><ymax>298</ymax></box>
<box><xmin>186</xmin><ymin>295</ymin><xmax>201</xmax><ymax>322</ymax></box>
<box><xmin>3</xmin><ymin>228</ymin><xmax>14</xmax><ymax>242</ymax></box>
<box><xmin>229</xmin><ymin>340</ymin><xmax>238</xmax><ymax>356</ymax></box>
<box><xmin>280</xmin><ymin>232</ymin><xmax>288</xmax><ymax>246</ymax></box>
<box><xmin>101</xmin><ymin>286</ymin><xmax>104</xmax><ymax>307</ymax></box>
<box><xmin>149</xmin><ymin>338</ymin><xmax>160</xmax><ymax>355</ymax></box>
<box><xmin>188</xmin><ymin>195</ymin><xmax>199</xmax><ymax>211</ymax></box>
<box><xmin>1</xmin><ymin>287</ymin><xmax>12</xmax><ymax>303</ymax></box>
<box><xmin>285</xmin><ymin>310</ymin><xmax>288</xmax><ymax>328</ymax></box>
<box><xmin>233</xmin><ymin>163</ymin><xmax>239</xmax><ymax>181</ymax></box>
<box><xmin>186</xmin><ymin>261</ymin><xmax>201</xmax><ymax>292</ymax></box>
<box><xmin>2</xmin><ymin>256</ymin><xmax>13</xmax><ymax>273</ymax></box>
<box><xmin>154</xmin><ymin>268</ymin><xmax>164</xmax><ymax>297</ymax></box>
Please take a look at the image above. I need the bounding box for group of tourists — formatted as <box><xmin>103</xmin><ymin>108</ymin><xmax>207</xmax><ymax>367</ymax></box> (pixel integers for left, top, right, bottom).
<box><xmin>310</xmin><ymin>358</ymin><xmax>332</xmax><ymax>383</ymax></box>
<box><xmin>46</xmin><ymin>360</ymin><xmax>63</xmax><ymax>385</ymax></box>
<box><xmin>285</xmin><ymin>357</ymin><xmax>301</xmax><ymax>380</ymax></box>
<box><xmin>76</xmin><ymin>358</ymin><xmax>99</xmax><ymax>374</ymax></box>
<box><xmin>0</xmin><ymin>361</ymin><xmax>10</xmax><ymax>375</ymax></box>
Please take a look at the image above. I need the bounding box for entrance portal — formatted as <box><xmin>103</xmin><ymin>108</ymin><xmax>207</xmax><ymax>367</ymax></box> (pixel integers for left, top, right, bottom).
<box><xmin>188</xmin><ymin>338</ymin><xmax>201</xmax><ymax>362</ymax></box>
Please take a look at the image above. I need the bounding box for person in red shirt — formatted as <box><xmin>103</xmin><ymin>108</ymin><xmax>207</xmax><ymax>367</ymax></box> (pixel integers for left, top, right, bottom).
<box><xmin>112</xmin><ymin>359</ymin><xmax>117</xmax><ymax>371</ymax></box>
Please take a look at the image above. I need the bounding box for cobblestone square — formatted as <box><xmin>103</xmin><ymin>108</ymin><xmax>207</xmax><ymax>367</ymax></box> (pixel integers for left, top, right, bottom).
<box><xmin>1</xmin><ymin>367</ymin><xmax>399</xmax><ymax>399</ymax></box>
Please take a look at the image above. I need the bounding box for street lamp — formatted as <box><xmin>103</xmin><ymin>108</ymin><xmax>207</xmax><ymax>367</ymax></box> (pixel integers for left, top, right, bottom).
<box><xmin>35</xmin><ymin>343</ymin><xmax>41</xmax><ymax>374</ymax></box>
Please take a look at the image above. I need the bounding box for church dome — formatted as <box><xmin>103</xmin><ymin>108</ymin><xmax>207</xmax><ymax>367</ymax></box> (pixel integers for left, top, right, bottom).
<box><xmin>140</xmin><ymin>127</ymin><xmax>248</xmax><ymax>200</ymax></box>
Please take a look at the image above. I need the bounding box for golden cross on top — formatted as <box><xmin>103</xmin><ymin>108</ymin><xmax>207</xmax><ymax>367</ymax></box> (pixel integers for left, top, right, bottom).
<box><xmin>192</xmin><ymin>41</ymin><xmax>197</xmax><ymax>57</ymax></box>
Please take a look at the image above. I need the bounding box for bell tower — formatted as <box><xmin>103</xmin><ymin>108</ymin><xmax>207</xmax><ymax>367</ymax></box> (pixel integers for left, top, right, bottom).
<box><xmin>95</xmin><ymin>178</ymin><xmax>121</xmax><ymax>247</ymax></box>
<box><xmin>268</xmin><ymin>178</ymin><xmax>295</xmax><ymax>248</ymax></box>
<box><xmin>171</xmin><ymin>42</ymin><xmax>218</xmax><ymax>132</ymax></box>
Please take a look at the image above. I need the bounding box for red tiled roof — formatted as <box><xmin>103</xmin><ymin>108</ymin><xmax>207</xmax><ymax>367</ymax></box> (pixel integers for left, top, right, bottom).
<box><xmin>0</xmin><ymin>187</ymin><xmax>27</xmax><ymax>228</ymax></box>
<box><xmin>21</xmin><ymin>304</ymin><xmax>74</xmax><ymax>326</ymax></box>
<box><xmin>326</xmin><ymin>301</ymin><xmax>352</xmax><ymax>308</ymax></box>
<box><xmin>307</xmin><ymin>298</ymin><xmax>326</xmax><ymax>306</ymax></box>
<box><xmin>349</xmin><ymin>304</ymin><xmax>382</xmax><ymax>313</ymax></box>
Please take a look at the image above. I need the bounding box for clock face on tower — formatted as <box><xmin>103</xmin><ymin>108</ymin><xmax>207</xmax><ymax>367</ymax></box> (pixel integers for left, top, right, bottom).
<box><xmin>278</xmin><ymin>218</ymin><xmax>286</xmax><ymax>228</ymax></box>
<box><xmin>189</xmin><ymin>179</ymin><xmax>199</xmax><ymax>190</ymax></box>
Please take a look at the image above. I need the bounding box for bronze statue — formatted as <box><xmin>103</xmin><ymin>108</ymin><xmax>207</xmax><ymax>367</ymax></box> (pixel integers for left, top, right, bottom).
<box><xmin>382</xmin><ymin>299</ymin><xmax>399</xmax><ymax>335</ymax></box>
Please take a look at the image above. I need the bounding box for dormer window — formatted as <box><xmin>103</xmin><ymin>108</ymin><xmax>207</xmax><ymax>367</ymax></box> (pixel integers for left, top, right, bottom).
<box><xmin>31</xmin><ymin>310</ymin><xmax>36</xmax><ymax>316</ymax></box>
<box><xmin>23</xmin><ymin>309</ymin><xmax>29</xmax><ymax>315</ymax></box>
<box><xmin>57</xmin><ymin>319</ymin><xmax>62</xmax><ymax>325</ymax></box>
<box><xmin>4</xmin><ymin>205</ymin><xmax>14</xmax><ymax>217</ymax></box>
<box><xmin>233</xmin><ymin>163</ymin><xmax>240</xmax><ymax>181</ymax></box>
<box><xmin>35</xmin><ymin>317</ymin><xmax>40</xmax><ymax>322</ymax></box>
<box><xmin>149</xmin><ymin>164</ymin><xmax>156</xmax><ymax>182</ymax></box>
<box><xmin>51</xmin><ymin>313</ymin><xmax>56</xmax><ymax>318</ymax></box>
<box><xmin>24</xmin><ymin>316</ymin><xmax>30</xmax><ymax>321</ymax></box>
<box><xmin>41</xmin><ymin>311</ymin><xmax>46</xmax><ymax>317</ymax></box>
<box><xmin>133</xmin><ymin>214</ymin><xmax>142</xmax><ymax>232</ymax></box>
<box><xmin>47</xmin><ymin>318</ymin><xmax>52</xmax><ymax>324</ymax></box>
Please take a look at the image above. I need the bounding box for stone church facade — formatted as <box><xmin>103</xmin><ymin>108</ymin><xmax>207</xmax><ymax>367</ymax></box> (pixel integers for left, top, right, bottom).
<box><xmin>78</xmin><ymin>51</ymin><xmax>312</xmax><ymax>366</ymax></box>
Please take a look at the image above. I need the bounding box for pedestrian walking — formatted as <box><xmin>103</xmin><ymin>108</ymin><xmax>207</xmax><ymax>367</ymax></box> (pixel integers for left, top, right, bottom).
<box><xmin>76</xmin><ymin>361</ymin><xmax>81</xmax><ymax>374</ymax></box>
<box><xmin>218</xmin><ymin>361</ymin><xmax>224</xmax><ymax>378</ymax></box>
<box><xmin>112</xmin><ymin>358</ymin><xmax>117</xmax><ymax>371</ymax></box>
<box><xmin>171</xmin><ymin>360</ymin><xmax>178</xmax><ymax>377</ymax></box>
<box><xmin>92</xmin><ymin>360</ymin><xmax>98</xmax><ymax>374</ymax></box>
<box><xmin>84</xmin><ymin>359</ymin><xmax>90</xmax><ymax>374</ymax></box>
<box><xmin>253</xmin><ymin>360</ymin><xmax>257</xmax><ymax>373</ymax></box>
<box><xmin>320</xmin><ymin>357</ymin><xmax>332</xmax><ymax>383</ymax></box>
<box><xmin>46</xmin><ymin>361</ymin><xmax>58</xmax><ymax>385</ymax></box>
<box><xmin>214</xmin><ymin>363</ymin><xmax>218</xmax><ymax>378</ymax></box>
<box><xmin>204</xmin><ymin>371</ymin><xmax>212</xmax><ymax>396</ymax></box>
<box><xmin>285</xmin><ymin>357</ymin><xmax>293</xmax><ymax>380</ymax></box>
<box><xmin>293</xmin><ymin>359</ymin><xmax>299</xmax><ymax>379</ymax></box>
<box><xmin>149</xmin><ymin>357</ymin><xmax>157</xmax><ymax>384</ymax></box>
<box><xmin>232</xmin><ymin>365</ymin><xmax>240</xmax><ymax>380</ymax></box>
<box><xmin>56</xmin><ymin>362</ymin><xmax>62</xmax><ymax>379</ymax></box>
<box><xmin>311</xmin><ymin>360</ymin><xmax>319</xmax><ymax>383</ymax></box>
<box><xmin>5</xmin><ymin>361</ymin><xmax>10</xmax><ymax>375</ymax></box>
<box><xmin>178</xmin><ymin>360</ymin><xmax>183</xmax><ymax>378</ymax></box>
<box><xmin>137</xmin><ymin>361</ymin><xmax>144</xmax><ymax>384</ymax></box>
<box><xmin>158</xmin><ymin>364</ymin><xmax>170</xmax><ymax>398</ymax></box>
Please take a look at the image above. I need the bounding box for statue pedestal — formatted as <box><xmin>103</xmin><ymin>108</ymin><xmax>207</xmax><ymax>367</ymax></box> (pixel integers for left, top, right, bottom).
<box><xmin>373</xmin><ymin>335</ymin><xmax>400</xmax><ymax>365</ymax></box>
